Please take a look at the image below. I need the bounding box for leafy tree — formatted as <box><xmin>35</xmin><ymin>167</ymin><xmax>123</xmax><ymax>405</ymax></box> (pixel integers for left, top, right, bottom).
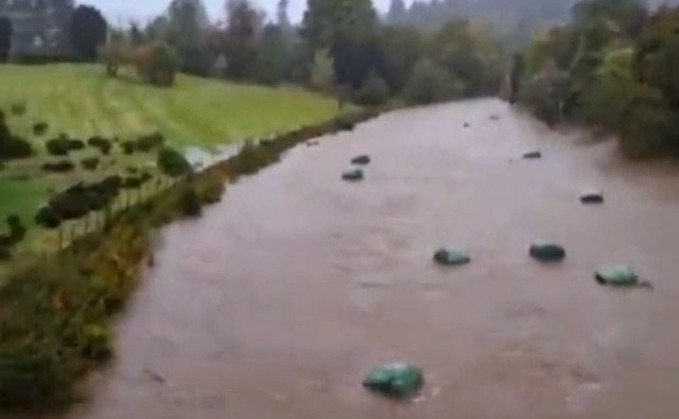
<box><xmin>309</xmin><ymin>49</ymin><xmax>334</xmax><ymax>92</ymax></box>
<box><xmin>0</xmin><ymin>16</ymin><xmax>11</xmax><ymax>62</ymax></box>
<box><xmin>375</xmin><ymin>25</ymin><xmax>423</xmax><ymax>93</ymax></box>
<box><xmin>133</xmin><ymin>42</ymin><xmax>179</xmax><ymax>87</ymax></box>
<box><xmin>224</xmin><ymin>0</ymin><xmax>262</xmax><ymax>79</ymax></box>
<box><xmin>302</xmin><ymin>0</ymin><xmax>378</xmax><ymax>49</ymax></box>
<box><xmin>403</xmin><ymin>59</ymin><xmax>463</xmax><ymax>105</ymax></box>
<box><xmin>254</xmin><ymin>24</ymin><xmax>290</xmax><ymax>85</ymax></box>
<box><xmin>70</xmin><ymin>5</ymin><xmax>108</xmax><ymax>61</ymax></box>
<box><xmin>157</xmin><ymin>147</ymin><xmax>192</xmax><ymax>177</ymax></box>
<box><xmin>353</xmin><ymin>70</ymin><xmax>389</xmax><ymax>105</ymax></box>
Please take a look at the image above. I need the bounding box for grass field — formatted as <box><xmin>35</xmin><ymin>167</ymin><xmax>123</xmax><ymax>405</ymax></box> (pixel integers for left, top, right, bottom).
<box><xmin>0</xmin><ymin>64</ymin><xmax>342</xmax><ymax>254</ymax></box>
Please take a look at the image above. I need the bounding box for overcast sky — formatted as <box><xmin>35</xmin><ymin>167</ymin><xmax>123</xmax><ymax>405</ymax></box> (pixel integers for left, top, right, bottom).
<box><xmin>80</xmin><ymin>0</ymin><xmax>400</xmax><ymax>25</ymax></box>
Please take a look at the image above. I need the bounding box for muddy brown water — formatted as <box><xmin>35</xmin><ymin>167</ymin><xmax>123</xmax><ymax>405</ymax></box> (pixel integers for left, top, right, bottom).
<box><xmin>60</xmin><ymin>99</ymin><xmax>679</xmax><ymax>418</ymax></box>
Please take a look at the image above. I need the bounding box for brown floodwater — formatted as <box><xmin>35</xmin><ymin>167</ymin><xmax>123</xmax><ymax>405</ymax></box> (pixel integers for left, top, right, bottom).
<box><xmin>62</xmin><ymin>99</ymin><xmax>679</xmax><ymax>418</ymax></box>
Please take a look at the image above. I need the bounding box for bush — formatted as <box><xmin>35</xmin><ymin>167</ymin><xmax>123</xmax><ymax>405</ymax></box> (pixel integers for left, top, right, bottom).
<box><xmin>135</xmin><ymin>132</ymin><xmax>164</xmax><ymax>151</ymax></box>
<box><xmin>79</xmin><ymin>324</ymin><xmax>112</xmax><ymax>361</ymax></box>
<box><xmin>81</xmin><ymin>157</ymin><xmax>100</xmax><ymax>171</ymax></box>
<box><xmin>0</xmin><ymin>111</ymin><xmax>33</xmax><ymax>159</ymax></box>
<box><xmin>133</xmin><ymin>42</ymin><xmax>179</xmax><ymax>87</ymax></box>
<box><xmin>1</xmin><ymin>137</ymin><xmax>33</xmax><ymax>160</ymax></box>
<box><xmin>518</xmin><ymin>71</ymin><xmax>571</xmax><ymax>127</ymax></box>
<box><xmin>157</xmin><ymin>147</ymin><xmax>191</xmax><ymax>178</ymax></box>
<box><xmin>619</xmin><ymin>90</ymin><xmax>679</xmax><ymax>158</ymax></box>
<box><xmin>46</xmin><ymin>137</ymin><xmax>71</xmax><ymax>156</ymax></box>
<box><xmin>353</xmin><ymin>71</ymin><xmax>390</xmax><ymax>106</ymax></box>
<box><xmin>9</xmin><ymin>102</ymin><xmax>26</xmax><ymax>116</ymax></box>
<box><xmin>42</xmin><ymin>160</ymin><xmax>75</xmax><ymax>173</ymax></box>
<box><xmin>403</xmin><ymin>59</ymin><xmax>463</xmax><ymax>105</ymax></box>
<box><xmin>178</xmin><ymin>185</ymin><xmax>202</xmax><ymax>217</ymax></box>
<box><xmin>33</xmin><ymin>122</ymin><xmax>49</xmax><ymax>136</ymax></box>
<box><xmin>120</xmin><ymin>141</ymin><xmax>135</xmax><ymax>155</ymax></box>
<box><xmin>87</xmin><ymin>136</ymin><xmax>112</xmax><ymax>155</ymax></box>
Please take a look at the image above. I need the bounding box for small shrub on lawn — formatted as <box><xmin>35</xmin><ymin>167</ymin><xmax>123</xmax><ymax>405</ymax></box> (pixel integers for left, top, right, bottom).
<box><xmin>81</xmin><ymin>157</ymin><xmax>100</xmax><ymax>171</ymax></box>
<box><xmin>135</xmin><ymin>132</ymin><xmax>164</xmax><ymax>151</ymax></box>
<box><xmin>157</xmin><ymin>147</ymin><xmax>192</xmax><ymax>178</ymax></box>
<box><xmin>9</xmin><ymin>102</ymin><xmax>26</xmax><ymax>116</ymax></box>
<box><xmin>42</xmin><ymin>160</ymin><xmax>75</xmax><ymax>173</ymax></box>
<box><xmin>33</xmin><ymin>122</ymin><xmax>49</xmax><ymax>136</ymax></box>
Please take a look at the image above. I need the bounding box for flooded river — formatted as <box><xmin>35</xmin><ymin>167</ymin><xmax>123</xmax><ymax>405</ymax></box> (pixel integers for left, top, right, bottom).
<box><xmin>66</xmin><ymin>99</ymin><xmax>679</xmax><ymax>418</ymax></box>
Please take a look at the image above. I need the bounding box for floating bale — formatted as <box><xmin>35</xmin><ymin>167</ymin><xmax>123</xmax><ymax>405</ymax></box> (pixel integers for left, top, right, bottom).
<box><xmin>523</xmin><ymin>150</ymin><xmax>542</xmax><ymax>159</ymax></box>
<box><xmin>363</xmin><ymin>362</ymin><xmax>424</xmax><ymax>399</ymax></box>
<box><xmin>342</xmin><ymin>167</ymin><xmax>364</xmax><ymax>181</ymax></box>
<box><xmin>489</xmin><ymin>114</ymin><xmax>501</xmax><ymax>121</ymax></box>
<box><xmin>306</xmin><ymin>140</ymin><xmax>319</xmax><ymax>147</ymax></box>
<box><xmin>529</xmin><ymin>240</ymin><xmax>566</xmax><ymax>262</ymax></box>
<box><xmin>595</xmin><ymin>265</ymin><xmax>649</xmax><ymax>288</ymax></box>
<box><xmin>351</xmin><ymin>154</ymin><xmax>371</xmax><ymax>165</ymax></box>
<box><xmin>433</xmin><ymin>248</ymin><xmax>471</xmax><ymax>266</ymax></box>
<box><xmin>580</xmin><ymin>190</ymin><xmax>604</xmax><ymax>204</ymax></box>
<box><xmin>463</xmin><ymin>122</ymin><xmax>470</xmax><ymax>128</ymax></box>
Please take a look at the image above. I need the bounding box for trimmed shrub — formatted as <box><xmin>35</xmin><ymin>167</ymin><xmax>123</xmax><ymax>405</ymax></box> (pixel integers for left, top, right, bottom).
<box><xmin>1</xmin><ymin>137</ymin><xmax>33</xmax><ymax>159</ymax></box>
<box><xmin>46</xmin><ymin>136</ymin><xmax>70</xmax><ymax>156</ymax></box>
<box><xmin>9</xmin><ymin>102</ymin><xmax>26</xmax><ymax>116</ymax></box>
<box><xmin>353</xmin><ymin>71</ymin><xmax>390</xmax><ymax>106</ymax></box>
<box><xmin>81</xmin><ymin>157</ymin><xmax>100</xmax><ymax>171</ymax></box>
<box><xmin>87</xmin><ymin>136</ymin><xmax>112</xmax><ymax>155</ymax></box>
<box><xmin>120</xmin><ymin>141</ymin><xmax>135</xmax><ymax>155</ymax></box>
<box><xmin>157</xmin><ymin>147</ymin><xmax>191</xmax><ymax>178</ymax></box>
<box><xmin>135</xmin><ymin>132</ymin><xmax>164</xmax><ymax>151</ymax></box>
<box><xmin>33</xmin><ymin>122</ymin><xmax>49</xmax><ymax>136</ymax></box>
<box><xmin>42</xmin><ymin>160</ymin><xmax>75</xmax><ymax>173</ymax></box>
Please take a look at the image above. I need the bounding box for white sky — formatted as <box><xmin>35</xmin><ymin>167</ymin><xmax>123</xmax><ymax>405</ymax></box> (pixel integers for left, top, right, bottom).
<box><xmin>80</xmin><ymin>0</ymin><xmax>401</xmax><ymax>25</ymax></box>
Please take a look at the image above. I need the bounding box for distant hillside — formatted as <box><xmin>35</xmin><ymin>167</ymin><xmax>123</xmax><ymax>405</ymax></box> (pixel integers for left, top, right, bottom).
<box><xmin>386</xmin><ymin>0</ymin><xmax>679</xmax><ymax>47</ymax></box>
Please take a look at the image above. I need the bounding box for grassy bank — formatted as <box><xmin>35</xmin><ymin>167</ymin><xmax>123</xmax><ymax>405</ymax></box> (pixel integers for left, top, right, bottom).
<box><xmin>0</xmin><ymin>109</ymin><xmax>379</xmax><ymax>411</ymax></box>
<box><xmin>0</xmin><ymin>64</ymin><xmax>341</xmax><ymax>255</ymax></box>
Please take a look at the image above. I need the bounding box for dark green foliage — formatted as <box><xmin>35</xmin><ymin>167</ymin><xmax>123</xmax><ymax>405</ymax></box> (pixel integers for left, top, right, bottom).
<box><xmin>81</xmin><ymin>157</ymin><xmax>100</xmax><ymax>171</ymax></box>
<box><xmin>42</xmin><ymin>161</ymin><xmax>75</xmax><ymax>173</ymax></box>
<box><xmin>46</xmin><ymin>135</ymin><xmax>83</xmax><ymax>156</ymax></box>
<box><xmin>178</xmin><ymin>185</ymin><xmax>202</xmax><ymax>217</ymax></box>
<box><xmin>121</xmin><ymin>141</ymin><xmax>136</xmax><ymax>155</ymax></box>
<box><xmin>135</xmin><ymin>42</ymin><xmax>179</xmax><ymax>87</ymax></box>
<box><xmin>87</xmin><ymin>136</ymin><xmax>112</xmax><ymax>155</ymax></box>
<box><xmin>0</xmin><ymin>16</ymin><xmax>11</xmax><ymax>62</ymax></box>
<box><xmin>0</xmin><ymin>215</ymin><xmax>27</xmax><ymax>258</ymax></box>
<box><xmin>135</xmin><ymin>132</ymin><xmax>164</xmax><ymax>151</ymax></box>
<box><xmin>519</xmin><ymin>71</ymin><xmax>570</xmax><ymax>127</ymax></box>
<box><xmin>0</xmin><ymin>111</ymin><xmax>33</xmax><ymax>160</ymax></box>
<box><xmin>404</xmin><ymin>59</ymin><xmax>462</xmax><ymax>105</ymax></box>
<box><xmin>353</xmin><ymin>71</ymin><xmax>390</xmax><ymax>106</ymax></box>
<box><xmin>70</xmin><ymin>5</ymin><xmax>109</xmax><ymax>61</ymax></box>
<box><xmin>35</xmin><ymin>177</ymin><xmax>123</xmax><ymax>228</ymax></box>
<box><xmin>157</xmin><ymin>147</ymin><xmax>192</xmax><ymax>178</ymax></box>
<box><xmin>33</xmin><ymin>122</ymin><xmax>49</xmax><ymax>136</ymax></box>
<box><xmin>9</xmin><ymin>103</ymin><xmax>26</xmax><ymax>116</ymax></box>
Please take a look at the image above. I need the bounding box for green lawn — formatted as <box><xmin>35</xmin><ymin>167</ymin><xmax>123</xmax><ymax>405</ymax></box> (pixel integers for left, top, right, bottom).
<box><xmin>0</xmin><ymin>64</ymin><xmax>342</xmax><ymax>254</ymax></box>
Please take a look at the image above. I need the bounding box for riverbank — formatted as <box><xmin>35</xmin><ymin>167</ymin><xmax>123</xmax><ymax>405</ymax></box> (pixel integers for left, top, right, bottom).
<box><xmin>0</xmin><ymin>108</ymin><xmax>380</xmax><ymax>412</ymax></box>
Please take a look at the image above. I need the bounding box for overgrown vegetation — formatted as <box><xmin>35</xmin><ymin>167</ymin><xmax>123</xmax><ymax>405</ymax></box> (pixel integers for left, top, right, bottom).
<box><xmin>0</xmin><ymin>109</ymin><xmax>377</xmax><ymax>411</ymax></box>
<box><xmin>513</xmin><ymin>0</ymin><xmax>679</xmax><ymax>158</ymax></box>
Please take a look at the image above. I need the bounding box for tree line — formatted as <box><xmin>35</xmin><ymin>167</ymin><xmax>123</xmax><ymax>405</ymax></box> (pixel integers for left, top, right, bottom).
<box><xmin>97</xmin><ymin>0</ymin><xmax>504</xmax><ymax>104</ymax></box>
<box><xmin>511</xmin><ymin>0</ymin><xmax>679</xmax><ymax>158</ymax></box>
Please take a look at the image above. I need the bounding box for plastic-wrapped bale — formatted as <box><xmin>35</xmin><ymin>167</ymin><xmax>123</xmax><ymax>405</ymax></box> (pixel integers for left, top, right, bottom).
<box><xmin>529</xmin><ymin>240</ymin><xmax>566</xmax><ymax>262</ymax></box>
<box><xmin>351</xmin><ymin>154</ymin><xmax>371</xmax><ymax>165</ymax></box>
<box><xmin>342</xmin><ymin>167</ymin><xmax>364</xmax><ymax>181</ymax></box>
<box><xmin>595</xmin><ymin>265</ymin><xmax>646</xmax><ymax>287</ymax></box>
<box><xmin>580</xmin><ymin>189</ymin><xmax>604</xmax><ymax>204</ymax></box>
<box><xmin>523</xmin><ymin>150</ymin><xmax>542</xmax><ymax>159</ymax></box>
<box><xmin>433</xmin><ymin>248</ymin><xmax>471</xmax><ymax>266</ymax></box>
<box><xmin>363</xmin><ymin>362</ymin><xmax>424</xmax><ymax>398</ymax></box>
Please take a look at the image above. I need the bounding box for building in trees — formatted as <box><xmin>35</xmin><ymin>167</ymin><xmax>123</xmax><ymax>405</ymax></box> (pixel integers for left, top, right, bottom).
<box><xmin>0</xmin><ymin>0</ymin><xmax>74</xmax><ymax>57</ymax></box>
